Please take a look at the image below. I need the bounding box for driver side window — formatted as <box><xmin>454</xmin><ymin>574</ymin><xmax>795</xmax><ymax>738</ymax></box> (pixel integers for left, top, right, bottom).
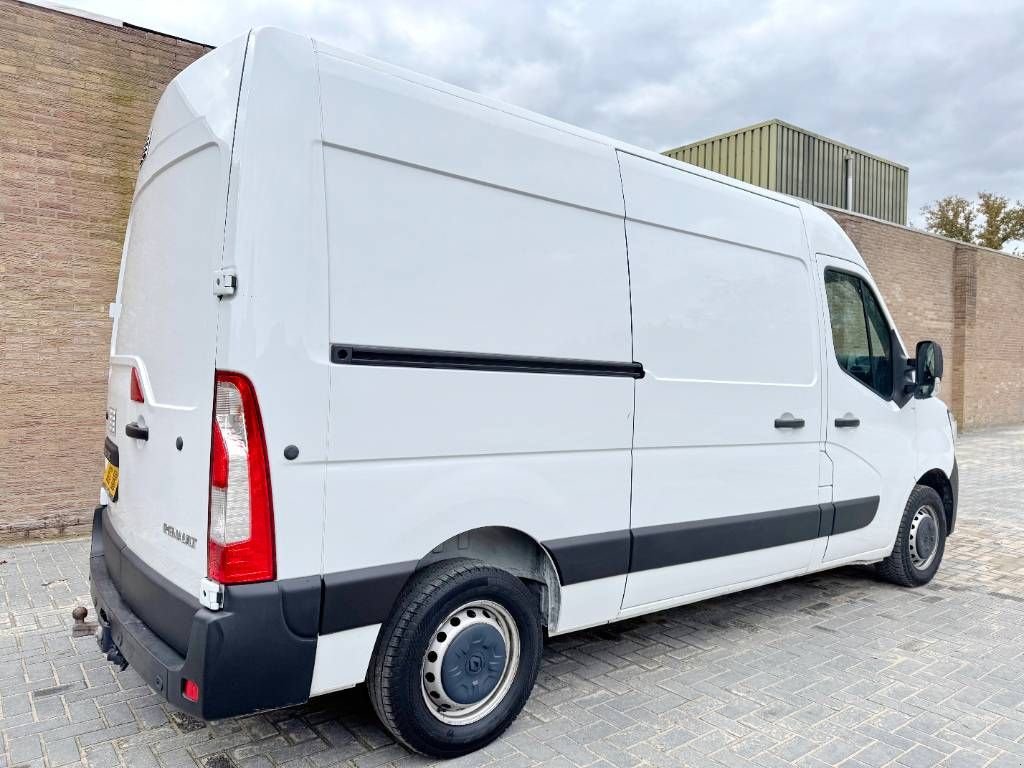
<box><xmin>824</xmin><ymin>269</ymin><xmax>893</xmax><ymax>399</ymax></box>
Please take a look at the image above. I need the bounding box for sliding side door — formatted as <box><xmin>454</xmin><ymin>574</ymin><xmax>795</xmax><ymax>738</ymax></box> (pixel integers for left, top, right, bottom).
<box><xmin>619</xmin><ymin>152</ymin><xmax>825</xmax><ymax>614</ymax></box>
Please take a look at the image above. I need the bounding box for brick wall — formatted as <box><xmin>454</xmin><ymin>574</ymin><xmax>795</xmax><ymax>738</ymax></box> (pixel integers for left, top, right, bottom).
<box><xmin>969</xmin><ymin>249</ymin><xmax>1024</xmax><ymax>427</ymax></box>
<box><xmin>0</xmin><ymin>0</ymin><xmax>209</xmax><ymax>537</ymax></box>
<box><xmin>826</xmin><ymin>208</ymin><xmax>1024</xmax><ymax>430</ymax></box>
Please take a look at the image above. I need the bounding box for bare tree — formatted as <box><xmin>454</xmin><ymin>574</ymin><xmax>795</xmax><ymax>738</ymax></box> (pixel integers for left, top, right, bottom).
<box><xmin>921</xmin><ymin>192</ymin><xmax>1024</xmax><ymax>251</ymax></box>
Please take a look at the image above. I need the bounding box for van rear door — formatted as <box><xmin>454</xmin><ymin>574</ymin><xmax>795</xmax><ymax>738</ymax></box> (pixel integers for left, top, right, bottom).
<box><xmin>103</xmin><ymin>36</ymin><xmax>248</xmax><ymax>597</ymax></box>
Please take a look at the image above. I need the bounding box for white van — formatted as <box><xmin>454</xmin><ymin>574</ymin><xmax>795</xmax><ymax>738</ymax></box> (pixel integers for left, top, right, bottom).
<box><xmin>90</xmin><ymin>28</ymin><xmax>958</xmax><ymax>757</ymax></box>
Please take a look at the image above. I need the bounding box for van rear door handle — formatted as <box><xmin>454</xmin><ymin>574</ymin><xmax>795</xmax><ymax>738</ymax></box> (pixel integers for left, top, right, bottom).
<box><xmin>774</xmin><ymin>415</ymin><xmax>805</xmax><ymax>429</ymax></box>
<box><xmin>834</xmin><ymin>416</ymin><xmax>861</xmax><ymax>428</ymax></box>
<box><xmin>125</xmin><ymin>422</ymin><xmax>149</xmax><ymax>441</ymax></box>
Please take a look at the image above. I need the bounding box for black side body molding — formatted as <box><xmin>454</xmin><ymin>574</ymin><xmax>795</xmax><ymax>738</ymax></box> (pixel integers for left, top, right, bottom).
<box><xmin>543</xmin><ymin>530</ymin><xmax>631</xmax><ymax>585</ymax></box>
<box><xmin>320</xmin><ymin>560</ymin><xmax>419</xmax><ymax>634</ymax></box>
<box><xmin>541</xmin><ymin>497</ymin><xmax>881</xmax><ymax>583</ymax></box>
<box><xmin>317</xmin><ymin>497</ymin><xmax>878</xmax><ymax>634</ymax></box>
<box><xmin>330</xmin><ymin>344</ymin><xmax>645</xmax><ymax>379</ymax></box>
<box><xmin>829</xmin><ymin>497</ymin><xmax>880</xmax><ymax>536</ymax></box>
<box><xmin>630</xmin><ymin>504</ymin><xmax>823</xmax><ymax>572</ymax></box>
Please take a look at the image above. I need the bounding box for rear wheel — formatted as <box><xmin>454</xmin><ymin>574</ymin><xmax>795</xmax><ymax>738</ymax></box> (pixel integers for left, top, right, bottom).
<box><xmin>877</xmin><ymin>485</ymin><xmax>947</xmax><ymax>587</ymax></box>
<box><xmin>368</xmin><ymin>559</ymin><xmax>543</xmax><ymax>758</ymax></box>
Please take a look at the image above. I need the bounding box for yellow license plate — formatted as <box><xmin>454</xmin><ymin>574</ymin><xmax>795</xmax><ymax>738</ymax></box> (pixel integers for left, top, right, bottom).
<box><xmin>102</xmin><ymin>460</ymin><xmax>119</xmax><ymax>497</ymax></box>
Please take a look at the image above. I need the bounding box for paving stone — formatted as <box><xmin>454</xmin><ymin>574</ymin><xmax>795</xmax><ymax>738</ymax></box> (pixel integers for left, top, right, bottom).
<box><xmin>9</xmin><ymin>734</ymin><xmax>43</xmax><ymax>763</ymax></box>
<box><xmin>83</xmin><ymin>742</ymin><xmax>119</xmax><ymax>768</ymax></box>
<box><xmin>43</xmin><ymin>736</ymin><xmax>83</xmax><ymax>767</ymax></box>
<box><xmin>945</xmin><ymin>750</ymin><xmax>991</xmax><ymax>768</ymax></box>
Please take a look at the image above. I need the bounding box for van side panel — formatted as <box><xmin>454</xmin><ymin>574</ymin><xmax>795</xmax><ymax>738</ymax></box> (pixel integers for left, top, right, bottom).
<box><xmin>619</xmin><ymin>152</ymin><xmax>825</xmax><ymax>612</ymax></box>
<box><xmin>312</xmin><ymin>51</ymin><xmax>634</xmax><ymax>691</ymax></box>
<box><xmin>215</xmin><ymin>30</ymin><xmax>329</xmax><ymax>581</ymax></box>
<box><xmin>317</xmin><ymin>53</ymin><xmax>629</xmax><ymax>358</ymax></box>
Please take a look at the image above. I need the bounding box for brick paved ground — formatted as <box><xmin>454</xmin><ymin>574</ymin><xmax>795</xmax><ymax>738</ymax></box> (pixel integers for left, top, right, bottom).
<box><xmin>2</xmin><ymin>426</ymin><xmax>1024</xmax><ymax>768</ymax></box>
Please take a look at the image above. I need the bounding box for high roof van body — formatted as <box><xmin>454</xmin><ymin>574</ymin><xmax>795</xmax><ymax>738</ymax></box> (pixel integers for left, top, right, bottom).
<box><xmin>90</xmin><ymin>28</ymin><xmax>957</xmax><ymax>756</ymax></box>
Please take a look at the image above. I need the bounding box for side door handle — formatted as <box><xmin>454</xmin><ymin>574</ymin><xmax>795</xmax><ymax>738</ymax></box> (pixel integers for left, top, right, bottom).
<box><xmin>125</xmin><ymin>422</ymin><xmax>149</xmax><ymax>441</ymax></box>
<box><xmin>834</xmin><ymin>416</ymin><xmax>861</xmax><ymax>428</ymax></box>
<box><xmin>774</xmin><ymin>414</ymin><xmax>805</xmax><ymax>429</ymax></box>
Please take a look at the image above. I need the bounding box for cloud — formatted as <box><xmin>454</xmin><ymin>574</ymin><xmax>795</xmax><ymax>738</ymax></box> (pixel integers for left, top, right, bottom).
<box><xmin>62</xmin><ymin>0</ymin><xmax>1024</xmax><ymax>223</ymax></box>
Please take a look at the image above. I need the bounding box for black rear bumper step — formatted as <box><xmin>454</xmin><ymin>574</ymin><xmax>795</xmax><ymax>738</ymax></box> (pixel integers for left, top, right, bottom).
<box><xmin>89</xmin><ymin>506</ymin><xmax>320</xmax><ymax>720</ymax></box>
<box><xmin>99</xmin><ymin>512</ymin><xmax>199</xmax><ymax>657</ymax></box>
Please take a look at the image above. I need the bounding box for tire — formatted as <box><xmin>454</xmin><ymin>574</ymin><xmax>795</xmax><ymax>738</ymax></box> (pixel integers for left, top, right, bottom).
<box><xmin>367</xmin><ymin>559</ymin><xmax>543</xmax><ymax>758</ymax></box>
<box><xmin>877</xmin><ymin>485</ymin><xmax>947</xmax><ymax>587</ymax></box>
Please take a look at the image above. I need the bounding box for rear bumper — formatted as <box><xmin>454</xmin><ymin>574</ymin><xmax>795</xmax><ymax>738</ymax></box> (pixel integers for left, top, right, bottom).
<box><xmin>89</xmin><ymin>506</ymin><xmax>320</xmax><ymax>719</ymax></box>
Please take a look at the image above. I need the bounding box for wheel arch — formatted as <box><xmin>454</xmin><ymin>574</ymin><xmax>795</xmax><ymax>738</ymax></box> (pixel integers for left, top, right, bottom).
<box><xmin>916</xmin><ymin>467</ymin><xmax>956</xmax><ymax>535</ymax></box>
<box><xmin>416</xmin><ymin>526</ymin><xmax>563</xmax><ymax>630</ymax></box>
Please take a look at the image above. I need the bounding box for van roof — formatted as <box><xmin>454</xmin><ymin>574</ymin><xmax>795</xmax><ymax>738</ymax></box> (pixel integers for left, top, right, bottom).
<box><xmin>207</xmin><ymin>28</ymin><xmax>861</xmax><ymax>266</ymax></box>
<box><xmin>306</xmin><ymin>30</ymin><xmax>818</xmax><ymax>214</ymax></box>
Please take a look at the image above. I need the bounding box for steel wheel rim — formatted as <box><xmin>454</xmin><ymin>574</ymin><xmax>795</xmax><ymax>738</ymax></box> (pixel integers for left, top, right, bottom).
<box><xmin>909</xmin><ymin>504</ymin><xmax>941</xmax><ymax>570</ymax></box>
<box><xmin>421</xmin><ymin>600</ymin><xmax>520</xmax><ymax>725</ymax></box>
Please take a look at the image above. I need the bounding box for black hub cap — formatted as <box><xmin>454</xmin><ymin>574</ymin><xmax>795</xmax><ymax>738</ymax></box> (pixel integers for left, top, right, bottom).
<box><xmin>916</xmin><ymin>516</ymin><xmax>937</xmax><ymax>561</ymax></box>
<box><xmin>440</xmin><ymin>624</ymin><xmax>506</xmax><ymax>705</ymax></box>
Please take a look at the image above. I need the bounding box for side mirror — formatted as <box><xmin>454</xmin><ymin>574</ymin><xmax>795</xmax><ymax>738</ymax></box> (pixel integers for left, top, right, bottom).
<box><xmin>913</xmin><ymin>340</ymin><xmax>944</xmax><ymax>398</ymax></box>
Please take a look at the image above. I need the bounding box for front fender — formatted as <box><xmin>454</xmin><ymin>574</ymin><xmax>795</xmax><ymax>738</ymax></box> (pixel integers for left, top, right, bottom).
<box><xmin>915</xmin><ymin>396</ymin><xmax>956</xmax><ymax>480</ymax></box>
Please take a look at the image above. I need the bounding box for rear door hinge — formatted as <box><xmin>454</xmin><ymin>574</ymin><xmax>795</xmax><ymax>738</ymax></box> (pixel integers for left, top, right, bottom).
<box><xmin>213</xmin><ymin>267</ymin><xmax>237</xmax><ymax>297</ymax></box>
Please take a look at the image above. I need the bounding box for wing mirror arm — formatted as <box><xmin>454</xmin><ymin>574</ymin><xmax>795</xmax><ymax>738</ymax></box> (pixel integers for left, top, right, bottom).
<box><xmin>903</xmin><ymin>358</ymin><xmax>917</xmax><ymax>396</ymax></box>
<box><xmin>892</xmin><ymin>328</ymin><xmax>914</xmax><ymax>406</ymax></box>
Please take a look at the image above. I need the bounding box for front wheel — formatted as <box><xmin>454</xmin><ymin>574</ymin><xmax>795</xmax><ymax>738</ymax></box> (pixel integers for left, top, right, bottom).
<box><xmin>368</xmin><ymin>559</ymin><xmax>543</xmax><ymax>758</ymax></box>
<box><xmin>877</xmin><ymin>485</ymin><xmax>947</xmax><ymax>587</ymax></box>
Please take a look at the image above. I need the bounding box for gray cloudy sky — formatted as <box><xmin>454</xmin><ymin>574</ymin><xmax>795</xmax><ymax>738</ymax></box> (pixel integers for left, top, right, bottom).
<box><xmin>63</xmin><ymin>0</ymin><xmax>1024</xmax><ymax>226</ymax></box>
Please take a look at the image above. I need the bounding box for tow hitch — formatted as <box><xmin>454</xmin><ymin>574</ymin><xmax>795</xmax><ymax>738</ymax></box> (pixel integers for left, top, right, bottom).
<box><xmin>71</xmin><ymin>605</ymin><xmax>127</xmax><ymax>670</ymax></box>
<box><xmin>92</xmin><ymin>609</ymin><xmax>128</xmax><ymax>671</ymax></box>
<box><xmin>97</xmin><ymin>625</ymin><xmax>128</xmax><ymax>670</ymax></box>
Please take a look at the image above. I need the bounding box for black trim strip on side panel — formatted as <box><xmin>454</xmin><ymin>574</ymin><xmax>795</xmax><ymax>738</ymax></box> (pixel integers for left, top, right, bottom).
<box><xmin>320</xmin><ymin>560</ymin><xmax>418</xmax><ymax>634</ymax></box>
<box><xmin>330</xmin><ymin>344</ymin><xmax>645</xmax><ymax>379</ymax></box>
<box><xmin>540</xmin><ymin>497</ymin><xmax>881</xmax><ymax>584</ymax></box>
<box><xmin>543</xmin><ymin>530</ymin><xmax>631</xmax><ymax>585</ymax></box>
<box><xmin>630</xmin><ymin>505</ymin><xmax>823</xmax><ymax>573</ymax></box>
<box><xmin>830</xmin><ymin>496</ymin><xmax>880</xmax><ymax>535</ymax></box>
<box><xmin>818</xmin><ymin>503</ymin><xmax>837</xmax><ymax>538</ymax></box>
<box><xmin>316</xmin><ymin>497</ymin><xmax>881</xmax><ymax>634</ymax></box>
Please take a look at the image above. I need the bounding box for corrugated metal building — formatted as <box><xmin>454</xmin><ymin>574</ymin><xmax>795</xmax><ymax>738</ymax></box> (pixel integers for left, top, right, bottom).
<box><xmin>663</xmin><ymin>119</ymin><xmax>909</xmax><ymax>225</ymax></box>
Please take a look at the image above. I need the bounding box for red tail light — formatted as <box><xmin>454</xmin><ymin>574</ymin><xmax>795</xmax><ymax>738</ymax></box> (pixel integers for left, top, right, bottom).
<box><xmin>130</xmin><ymin>367</ymin><xmax>145</xmax><ymax>403</ymax></box>
<box><xmin>207</xmin><ymin>371</ymin><xmax>275</xmax><ymax>584</ymax></box>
